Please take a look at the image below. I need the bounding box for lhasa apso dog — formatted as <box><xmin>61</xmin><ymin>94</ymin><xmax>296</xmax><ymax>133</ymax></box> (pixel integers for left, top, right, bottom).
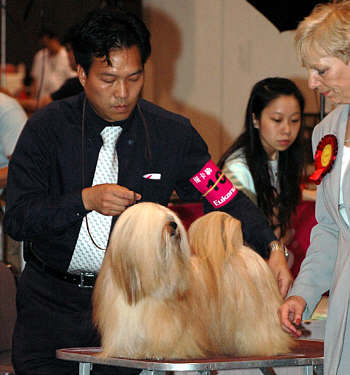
<box><xmin>93</xmin><ymin>203</ymin><xmax>295</xmax><ymax>359</ymax></box>
<box><xmin>93</xmin><ymin>202</ymin><xmax>213</xmax><ymax>359</ymax></box>
<box><xmin>188</xmin><ymin>211</ymin><xmax>295</xmax><ymax>357</ymax></box>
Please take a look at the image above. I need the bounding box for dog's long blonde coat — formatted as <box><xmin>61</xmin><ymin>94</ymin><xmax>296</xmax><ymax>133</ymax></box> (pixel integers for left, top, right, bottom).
<box><xmin>188</xmin><ymin>211</ymin><xmax>295</xmax><ymax>356</ymax></box>
<box><xmin>93</xmin><ymin>202</ymin><xmax>212</xmax><ymax>359</ymax></box>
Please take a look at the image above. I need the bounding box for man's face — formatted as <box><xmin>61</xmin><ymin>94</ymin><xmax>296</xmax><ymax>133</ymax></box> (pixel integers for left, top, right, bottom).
<box><xmin>78</xmin><ymin>45</ymin><xmax>144</xmax><ymax>122</ymax></box>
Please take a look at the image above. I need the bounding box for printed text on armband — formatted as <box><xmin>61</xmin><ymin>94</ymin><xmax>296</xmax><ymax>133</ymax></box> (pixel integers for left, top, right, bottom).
<box><xmin>213</xmin><ymin>186</ymin><xmax>237</xmax><ymax>207</ymax></box>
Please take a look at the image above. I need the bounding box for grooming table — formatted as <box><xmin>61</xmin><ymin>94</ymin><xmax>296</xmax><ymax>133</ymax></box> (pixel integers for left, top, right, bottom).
<box><xmin>56</xmin><ymin>339</ymin><xmax>323</xmax><ymax>375</ymax></box>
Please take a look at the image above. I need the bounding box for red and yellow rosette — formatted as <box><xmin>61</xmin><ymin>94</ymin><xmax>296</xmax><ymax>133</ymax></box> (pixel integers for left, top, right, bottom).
<box><xmin>309</xmin><ymin>134</ymin><xmax>338</xmax><ymax>185</ymax></box>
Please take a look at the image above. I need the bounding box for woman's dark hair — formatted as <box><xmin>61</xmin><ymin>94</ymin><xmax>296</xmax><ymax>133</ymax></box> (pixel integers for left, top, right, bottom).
<box><xmin>71</xmin><ymin>8</ymin><xmax>151</xmax><ymax>74</ymax></box>
<box><xmin>218</xmin><ymin>77</ymin><xmax>305</xmax><ymax>238</ymax></box>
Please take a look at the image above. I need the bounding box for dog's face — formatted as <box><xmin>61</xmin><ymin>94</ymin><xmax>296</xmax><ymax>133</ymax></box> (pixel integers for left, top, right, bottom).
<box><xmin>106</xmin><ymin>202</ymin><xmax>191</xmax><ymax>305</ymax></box>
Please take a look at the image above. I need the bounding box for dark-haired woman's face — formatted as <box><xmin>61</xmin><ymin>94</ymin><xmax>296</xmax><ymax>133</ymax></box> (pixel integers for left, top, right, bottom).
<box><xmin>254</xmin><ymin>95</ymin><xmax>301</xmax><ymax>160</ymax></box>
<box><xmin>77</xmin><ymin>45</ymin><xmax>144</xmax><ymax>122</ymax></box>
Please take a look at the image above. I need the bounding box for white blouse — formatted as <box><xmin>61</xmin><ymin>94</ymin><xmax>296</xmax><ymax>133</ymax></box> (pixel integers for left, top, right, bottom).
<box><xmin>339</xmin><ymin>145</ymin><xmax>350</xmax><ymax>226</ymax></box>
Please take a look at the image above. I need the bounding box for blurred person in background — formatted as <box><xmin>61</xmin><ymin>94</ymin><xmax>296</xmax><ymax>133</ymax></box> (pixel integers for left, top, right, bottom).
<box><xmin>20</xmin><ymin>25</ymin><xmax>82</xmax><ymax>113</ymax></box>
<box><xmin>30</xmin><ymin>28</ymin><xmax>76</xmax><ymax>100</ymax></box>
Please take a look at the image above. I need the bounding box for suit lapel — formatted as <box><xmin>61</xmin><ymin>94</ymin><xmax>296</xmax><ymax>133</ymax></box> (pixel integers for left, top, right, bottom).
<box><xmin>329</xmin><ymin>106</ymin><xmax>350</xmax><ymax>233</ymax></box>
<box><xmin>318</xmin><ymin>106</ymin><xmax>348</xmax><ymax>227</ymax></box>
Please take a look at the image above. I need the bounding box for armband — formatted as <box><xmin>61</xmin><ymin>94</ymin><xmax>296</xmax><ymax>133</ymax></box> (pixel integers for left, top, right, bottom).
<box><xmin>190</xmin><ymin>160</ymin><xmax>237</xmax><ymax>208</ymax></box>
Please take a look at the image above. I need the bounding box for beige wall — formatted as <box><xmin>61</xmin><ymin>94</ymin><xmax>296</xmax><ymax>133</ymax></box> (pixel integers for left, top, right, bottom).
<box><xmin>142</xmin><ymin>0</ymin><xmax>319</xmax><ymax>163</ymax></box>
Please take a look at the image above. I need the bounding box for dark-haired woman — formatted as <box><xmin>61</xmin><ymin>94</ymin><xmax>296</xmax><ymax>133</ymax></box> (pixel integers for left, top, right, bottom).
<box><xmin>219</xmin><ymin>77</ymin><xmax>305</xmax><ymax>260</ymax></box>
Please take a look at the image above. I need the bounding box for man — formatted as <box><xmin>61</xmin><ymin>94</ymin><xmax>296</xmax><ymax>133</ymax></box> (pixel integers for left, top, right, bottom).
<box><xmin>30</xmin><ymin>28</ymin><xmax>76</xmax><ymax>99</ymax></box>
<box><xmin>4</xmin><ymin>9</ymin><xmax>291</xmax><ymax>375</ymax></box>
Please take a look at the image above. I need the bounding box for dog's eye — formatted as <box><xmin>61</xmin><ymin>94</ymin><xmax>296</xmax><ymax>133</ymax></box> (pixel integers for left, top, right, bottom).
<box><xmin>162</xmin><ymin>221</ymin><xmax>178</xmax><ymax>240</ymax></box>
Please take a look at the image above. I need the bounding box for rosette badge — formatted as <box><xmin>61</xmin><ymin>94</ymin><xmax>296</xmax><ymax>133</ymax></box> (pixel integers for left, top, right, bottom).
<box><xmin>309</xmin><ymin>134</ymin><xmax>338</xmax><ymax>185</ymax></box>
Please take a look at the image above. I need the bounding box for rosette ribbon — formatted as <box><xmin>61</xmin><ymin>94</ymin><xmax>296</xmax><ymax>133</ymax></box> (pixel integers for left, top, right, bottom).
<box><xmin>309</xmin><ymin>134</ymin><xmax>338</xmax><ymax>185</ymax></box>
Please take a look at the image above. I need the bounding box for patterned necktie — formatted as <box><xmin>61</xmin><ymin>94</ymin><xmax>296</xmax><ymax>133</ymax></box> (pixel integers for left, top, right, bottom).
<box><xmin>68</xmin><ymin>126</ymin><xmax>123</xmax><ymax>273</ymax></box>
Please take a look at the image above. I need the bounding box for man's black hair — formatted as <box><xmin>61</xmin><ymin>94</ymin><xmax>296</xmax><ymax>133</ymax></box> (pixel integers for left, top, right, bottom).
<box><xmin>72</xmin><ymin>8</ymin><xmax>151</xmax><ymax>74</ymax></box>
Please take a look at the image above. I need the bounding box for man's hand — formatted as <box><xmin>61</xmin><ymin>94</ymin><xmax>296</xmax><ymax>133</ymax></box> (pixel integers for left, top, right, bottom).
<box><xmin>82</xmin><ymin>184</ymin><xmax>141</xmax><ymax>216</ymax></box>
<box><xmin>267</xmin><ymin>247</ymin><xmax>293</xmax><ymax>298</ymax></box>
<box><xmin>278</xmin><ymin>295</ymin><xmax>307</xmax><ymax>336</ymax></box>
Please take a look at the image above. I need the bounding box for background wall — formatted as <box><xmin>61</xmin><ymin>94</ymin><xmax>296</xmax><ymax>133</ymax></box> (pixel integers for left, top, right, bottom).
<box><xmin>142</xmin><ymin>0</ymin><xmax>321</xmax><ymax>163</ymax></box>
<box><xmin>3</xmin><ymin>1</ymin><xmax>322</xmax><ymax>163</ymax></box>
<box><xmin>4</xmin><ymin>0</ymin><xmax>141</xmax><ymax>72</ymax></box>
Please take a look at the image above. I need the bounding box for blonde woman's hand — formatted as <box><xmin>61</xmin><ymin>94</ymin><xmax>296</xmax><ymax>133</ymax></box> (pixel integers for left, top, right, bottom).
<box><xmin>278</xmin><ymin>295</ymin><xmax>306</xmax><ymax>336</ymax></box>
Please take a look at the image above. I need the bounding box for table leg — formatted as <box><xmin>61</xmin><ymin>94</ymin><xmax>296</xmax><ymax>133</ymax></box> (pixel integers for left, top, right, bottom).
<box><xmin>79</xmin><ymin>362</ymin><xmax>92</xmax><ymax>375</ymax></box>
<box><xmin>303</xmin><ymin>364</ymin><xmax>323</xmax><ymax>375</ymax></box>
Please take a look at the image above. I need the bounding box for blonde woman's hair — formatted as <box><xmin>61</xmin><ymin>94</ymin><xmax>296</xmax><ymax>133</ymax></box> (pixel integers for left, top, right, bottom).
<box><xmin>295</xmin><ymin>1</ymin><xmax>350</xmax><ymax>66</ymax></box>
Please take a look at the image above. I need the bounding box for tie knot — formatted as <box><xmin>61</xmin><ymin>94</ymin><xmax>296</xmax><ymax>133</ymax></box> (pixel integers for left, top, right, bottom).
<box><xmin>101</xmin><ymin>126</ymin><xmax>123</xmax><ymax>147</ymax></box>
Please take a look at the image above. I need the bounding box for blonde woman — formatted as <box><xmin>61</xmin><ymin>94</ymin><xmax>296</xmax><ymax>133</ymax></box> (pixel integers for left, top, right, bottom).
<box><xmin>279</xmin><ymin>2</ymin><xmax>350</xmax><ymax>373</ymax></box>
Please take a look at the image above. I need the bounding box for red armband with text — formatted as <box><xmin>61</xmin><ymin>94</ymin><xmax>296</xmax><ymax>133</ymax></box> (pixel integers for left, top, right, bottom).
<box><xmin>190</xmin><ymin>160</ymin><xmax>237</xmax><ymax>208</ymax></box>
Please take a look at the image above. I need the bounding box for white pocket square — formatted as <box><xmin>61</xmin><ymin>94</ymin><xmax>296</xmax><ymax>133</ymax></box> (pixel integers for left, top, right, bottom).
<box><xmin>143</xmin><ymin>173</ymin><xmax>161</xmax><ymax>180</ymax></box>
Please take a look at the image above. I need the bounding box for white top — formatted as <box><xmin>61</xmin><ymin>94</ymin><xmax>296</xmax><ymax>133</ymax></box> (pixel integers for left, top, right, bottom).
<box><xmin>222</xmin><ymin>148</ymin><xmax>279</xmax><ymax>205</ymax></box>
<box><xmin>0</xmin><ymin>93</ymin><xmax>27</xmax><ymax>162</ymax></box>
<box><xmin>0</xmin><ymin>93</ymin><xmax>27</xmax><ymax>194</ymax></box>
<box><xmin>339</xmin><ymin>145</ymin><xmax>350</xmax><ymax>226</ymax></box>
<box><xmin>31</xmin><ymin>47</ymin><xmax>76</xmax><ymax>98</ymax></box>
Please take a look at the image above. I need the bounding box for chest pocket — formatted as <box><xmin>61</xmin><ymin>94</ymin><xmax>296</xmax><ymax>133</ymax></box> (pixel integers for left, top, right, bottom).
<box><xmin>140</xmin><ymin>169</ymin><xmax>175</xmax><ymax>205</ymax></box>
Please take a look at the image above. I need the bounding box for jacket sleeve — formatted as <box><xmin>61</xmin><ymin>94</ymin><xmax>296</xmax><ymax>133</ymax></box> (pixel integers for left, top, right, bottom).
<box><xmin>3</xmin><ymin>118</ymin><xmax>87</xmax><ymax>241</ymax></box>
<box><xmin>175</xmin><ymin>123</ymin><xmax>275</xmax><ymax>258</ymax></box>
<box><xmin>289</xmin><ymin>184</ymin><xmax>338</xmax><ymax>319</ymax></box>
<box><xmin>288</xmin><ymin>123</ymin><xmax>338</xmax><ymax>318</ymax></box>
